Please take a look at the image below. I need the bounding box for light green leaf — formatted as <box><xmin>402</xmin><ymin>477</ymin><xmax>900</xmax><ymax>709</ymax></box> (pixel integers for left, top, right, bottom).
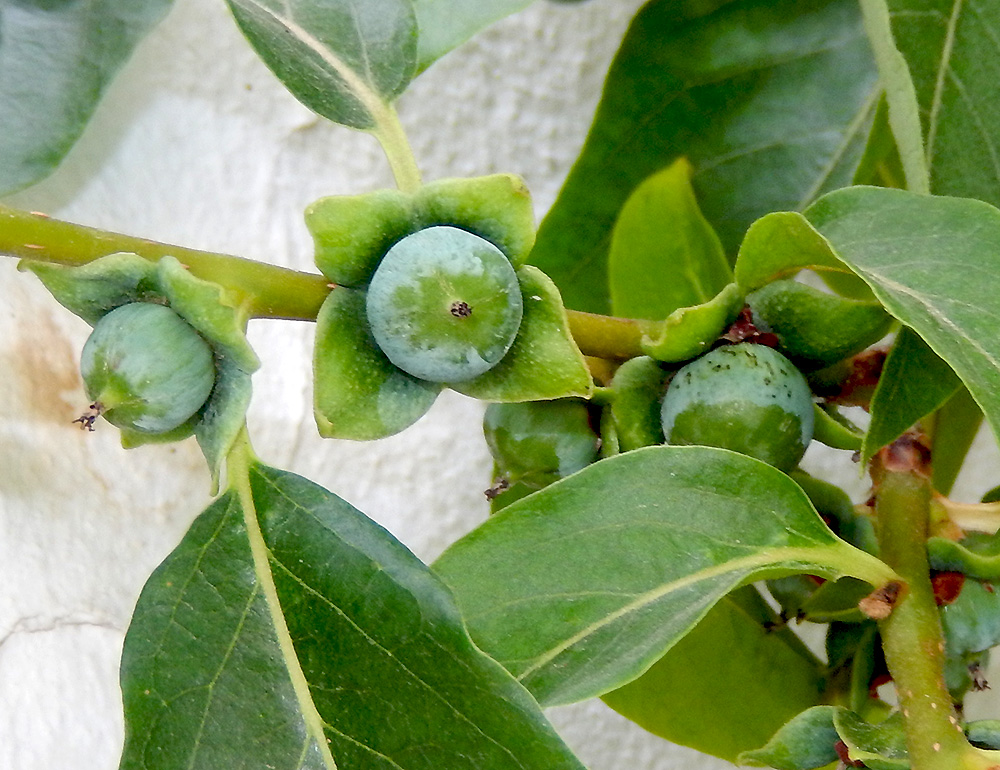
<box><xmin>608</xmin><ymin>158</ymin><xmax>731</xmax><ymax>320</ymax></box>
<box><xmin>863</xmin><ymin>327</ymin><xmax>961</xmax><ymax>467</ymax></box>
<box><xmin>807</xmin><ymin>187</ymin><xmax>1000</xmax><ymax>447</ymax></box>
<box><xmin>412</xmin><ymin>0</ymin><xmax>534</xmax><ymax>73</ymax></box>
<box><xmin>603</xmin><ymin>586</ymin><xmax>824</xmax><ymax>763</ymax></box>
<box><xmin>930</xmin><ymin>533</ymin><xmax>1000</xmax><ymax>581</ymax></box>
<box><xmin>0</xmin><ymin>0</ymin><xmax>174</xmax><ymax>195</ymax></box>
<box><xmin>452</xmin><ymin>267</ymin><xmax>592</xmax><ymax>402</ymax></box>
<box><xmin>433</xmin><ymin>445</ymin><xmax>896</xmax><ymax>707</ymax></box>
<box><xmin>607</xmin><ymin>356</ymin><xmax>666</xmax><ymax>451</ymax></box>
<box><xmin>932</xmin><ymin>386</ymin><xmax>983</xmax><ymax>496</ymax></box>
<box><xmin>812</xmin><ymin>404</ymin><xmax>863</xmax><ymax>452</ymax></box>
<box><xmin>530</xmin><ymin>0</ymin><xmax>879</xmax><ymax>313</ymax></box>
<box><xmin>120</xmin><ymin>464</ymin><xmax>585</xmax><ymax>769</ymax></box>
<box><xmin>226</xmin><ymin>0</ymin><xmax>417</xmax><ymax>130</ymax></box>
<box><xmin>873</xmin><ymin>0</ymin><xmax>1000</xmax><ymax>204</ymax></box>
<box><xmin>313</xmin><ymin>287</ymin><xmax>441</xmax><ymax>440</ymax></box>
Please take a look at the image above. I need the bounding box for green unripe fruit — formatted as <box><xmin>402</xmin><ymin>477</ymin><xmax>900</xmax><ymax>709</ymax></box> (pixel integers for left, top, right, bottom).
<box><xmin>81</xmin><ymin>302</ymin><xmax>216</xmax><ymax>434</ymax></box>
<box><xmin>747</xmin><ymin>279</ymin><xmax>892</xmax><ymax>370</ymax></box>
<box><xmin>366</xmin><ymin>226</ymin><xmax>523</xmax><ymax>383</ymax></box>
<box><xmin>660</xmin><ymin>343</ymin><xmax>814</xmax><ymax>471</ymax></box>
<box><xmin>484</xmin><ymin>400</ymin><xmax>599</xmax><ymax>488</ymax></box>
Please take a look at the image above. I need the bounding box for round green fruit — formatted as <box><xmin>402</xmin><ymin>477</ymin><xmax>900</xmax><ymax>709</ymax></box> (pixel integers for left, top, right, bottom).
<box><xmin>484</xmin><ymin>400</ymin><xmax>599</xmax><ymax>488</ymax></box>
<box><xmin>660</xmin><ymin>343</ymin><xmax>814</xmax><ymax>471</ymax></box>
<box><xmin>365</xmin><ymin>226</ymin><xmax>523</xmax><ymax>383</ymax></box>
<box><xmin>81</xmin><ymin>302</ymin><xmax>216</xmax><ymax>434</ymax></box>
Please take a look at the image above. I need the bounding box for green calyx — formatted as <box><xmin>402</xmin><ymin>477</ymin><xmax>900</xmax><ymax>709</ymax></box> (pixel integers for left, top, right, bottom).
<box><xmin>661</xmin><ymin>343</ymin><xmax>814</xmax><ymax>472</ymax></box>
<box><xmin>366</xmin><ymin>226</ymin><xmax>523</xmax><ymax>382</ymax></box>
<box><xmin>81</xmin><ymin>303</ymin><xmax>216</xmax><ymax>433</ymax></box>
<box><xmin>308</xmin><ymin>175</ymin><xmax>592</xmax><ymax>440</ymax></box>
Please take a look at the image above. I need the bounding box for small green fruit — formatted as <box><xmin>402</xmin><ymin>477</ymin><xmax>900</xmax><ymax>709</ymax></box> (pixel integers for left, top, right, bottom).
<box><xmin>366</xmin><ymin>226</ymin><xmax>523</xmax><ymax>382</ymax></box>
<box><xmin>81</xmin><ymin>302</ymin><xmax>216</xmax><ymax>434</ymax></box>
<box><xmin>747</xmin><ymin>279</ymin><xmax>892</xmax><ymax>370</ymax></box>
<box><xmin>660</xmin><ymin>343</ymin><xmax>814</xmax><ymax>471</ymax></box>
<box><xmin>484</xmin><ymin>400</ymin><xmax>599</xmax><ymax>489</ymax></box>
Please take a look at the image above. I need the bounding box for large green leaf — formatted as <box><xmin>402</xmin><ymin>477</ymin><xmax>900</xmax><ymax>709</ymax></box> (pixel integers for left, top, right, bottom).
<box><xmin>433</xmin><ymin>445</ymin><xmax>896</xmax><ymax>707</ymax></box>
<box><xmin>807</xmin><ymin>186</ymin><xmax>1000</xmax><ymax>448</ymax></box>
<box><xmin>411</xmin><ymin>0</ymin><xmax>534</xmax><ymax>73</ymax></box>
<box><xmin>120</xmin><ymin>464</ymin><xmax>584</xmax><ymax>769</ymax></box>
<box><xmin>0</xmin><ymin>0</ymin><xmax>174</xmax><ymax>195</ymax></box>
<box><xmin>602</xmin><ymin>586</ymin><xmax>824</xmax><ymax>763</ymax></box>
<box><xmin>863</xmin><ymin>0</ymin><xmax>1000</xmax><ymax>203</ymax></box>
<box><xmin>530</xmin><ymin>0</ymin><xmax>879</xmax><ymax>313</ymax></box>
<box><xmin>226</xmin><ymin>0</ymin><xmax>417</xmax><ymax>130</ymax></box>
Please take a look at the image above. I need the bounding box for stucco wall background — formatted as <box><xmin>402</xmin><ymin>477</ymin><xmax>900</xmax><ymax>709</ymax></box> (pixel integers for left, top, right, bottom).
<box><xmin>4</xmin><ymin>1</ymin><xmax>1000</xmax><ymax>769</ymax></box>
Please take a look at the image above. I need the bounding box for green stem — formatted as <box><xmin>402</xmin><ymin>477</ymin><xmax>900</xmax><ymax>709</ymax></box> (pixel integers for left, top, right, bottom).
<box><xmin>874</xmin><ymin>456</ymin><xmax>998</xmax><ymax>770</ymax></box>
<box><xmin>0</xmin><ymin>204</ymin><xmax>330</xmax><ymax>320</ymax></box>
<box><xmin>372</xmin><ymin>106</ymin><xmax>422</xmax><ymax>194</ymax></box>
<box><xmin>1</xmin><ymin>205</ymin><xmax>653</xmax><ymax>361</ymax></box>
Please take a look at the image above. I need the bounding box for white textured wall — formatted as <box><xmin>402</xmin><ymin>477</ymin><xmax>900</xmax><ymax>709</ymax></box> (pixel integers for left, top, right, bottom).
<box><xmin>4</xmin><ymin>1</ymin><xmax>1000</xmax><ymax>769</ymax></box>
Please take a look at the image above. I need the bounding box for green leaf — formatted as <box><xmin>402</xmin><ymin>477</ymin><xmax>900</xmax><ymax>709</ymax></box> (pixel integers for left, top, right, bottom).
<box><xmin>120</xmin><ymin>464</ymin><xmax>585</xmax><ymax>769</ymax></box>
<box><xmin>812</xmin><ymin>404</ymin><xmax>863</xmax><ymax>452</ymax></box>
<box><xmin>807</xmin><ymin>187</ymin><xmax>1000</xmax><ymax>448</ymax></box>
<box><xmin>608</xmin><ymin>158</ymin><xmax>731</xmax><ymax>320</ymax></box>
<box><xmin>738</xmin><ymin>705</ymin><xmax>841</xmax><ymax>769</ymax></box>
<box><xmin>0</xmin><ymin>0</ymin><xmax>174</xmax><ymax>195</ymax></box>
<box><xmin>941</xmin><ymin>578</ymin><xmax>1000</xmax><ymax>657</ymax></box>
<box><xmin>863</xmin><ymin>328</ymin><xmax>961</xmax><ymax>467</ymax></box>
<box><xmin>734</xmin><ymin>211</ymin><xmax>864</xmax><ymax>295</ymax></box>
<box><xmin>640</xmin><ymin>282</ymin><xmax>743</xmax><ymax>363</ymax></box>
<box><xmin>602</xmin><ymin>586</ymin><xmax>824</xmax><ymax>763</ymax></box>
<box><xmin>313</xmin><ymin>287</ymin><xmax>441</xmax><ymax>440</ymax></box>
<box><xmin>930</xmin><ymin>532</ymin><xmax>1000</xmax><ymax>581</ymax></box>
<box><xmin>433</xmin><ymin>445</ymin><xmax>896</xmax><ymax>707</ymax></box>
<box><xmin>226</xmin><ymin>0</ymin><xmax>417</xmax><ymax>130</ymax></box>
<box><xmin>834</xmin><ymin>709</ymin><xmax>908</xmax><ymax>770</ymax></box>
<box><xmin>452</xmin><ymin>267</ymin><xmax>592</xmax><ymax>402</ymax></box>
<box><xmin>967</xmin><ymin>722</ymin><xmax>1000</xmax><ymax>751</ymax></box>
<box><xmin>530</xmin><ymin>0</ymin><xmax>879</xmax><ymax>313</ymax></box>
<box><xmin>411</xmin><ymin>0</ymin><xmax>534</xmax><ymax>73</ymax></box>
<box><xmin>873</xmin><ymin>0</ymin><xmax>1000</xmax><ymax>204</ymax></box>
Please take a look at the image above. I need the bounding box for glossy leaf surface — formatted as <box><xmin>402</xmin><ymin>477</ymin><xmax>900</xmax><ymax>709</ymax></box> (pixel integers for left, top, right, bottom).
<box><xmin>640</xmin><ymin>283</ymin><xmax>743</xmax><ymax>363</ymax></box>
<box><xmin>226</xmin><ymin>0</ymin><xmax>417</xmax><ymax>129</ymax></box>
<box><xmin>434</xmin><ymin>445</ymin><xmax>896</xmax><ymax>706</ymax></box>
<box><xmin>531</xmin><ymin>0</ymin><xmax>878</xmax><ymax>313</ymax></box>
<box><xmin>807</xmin><ymin>187</ymin><xmax>1000</xmax><ymax>445</ymax></box>
<box><xmin>602</xmin><ymin>586</ymin><xmax>823</xmax><ymax>762</ymax></box>
<box><xmin>738</xmin><ymin>705</ymin><xmax>841</xmax><ymax>769</ymax></box>
<box><xmin>0</xmin><ymin>0</ymin><xmax>174</xmax><ymax>194</ymax></box>
<box><xmin>608</xmin><ymin>158</ymin><xmax>731</xmax><ymax>320</ymax></box>
<box><xmin>120</xmin><ymin>464</ymin><xmax>584</xmax><ymax>769</ymax></box>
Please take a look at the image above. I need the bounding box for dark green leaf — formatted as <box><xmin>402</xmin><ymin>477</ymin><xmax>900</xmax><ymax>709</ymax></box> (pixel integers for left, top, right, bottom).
<box><xmin>967</xmin><ymin>722</ymin><xmax>1000</xmax><ymax>751</ymax></box>
<box><xmin>0</xmin><ymin>0</ymin><xmax>173</xmax><ymax>194</ymax></box>
<box><xmin>120</xmin><ymin>464</ymin><xmax>585</xmax><ymax>769</ymax></box>
<box><xmin>226</xmin><ymin>0</ymin><xmax>417</xmax><ymax>130</ymax></box>
<box><xmin>863</xmin><ymin>328</ymin><xmax>960</xmax><ymax>467</ymax></box>
<box><xmin>807</xmin><ymin>187</ymin><xmax>1000</xmax><ymax>448</ymax></box>
<box><xmin>738</xmin><ymin>705</ymin><xmax>841</xmax><ymax>769</ymax></box>
<box><xmin>602</xmin><ymin>586</ymin><xmax>824</xmax><ymax>763</ymax></box>
<box><xmin>433</xmin><ymin>445</ymin><xmax>897</xmax><ymax>706</ymax></box>
<box><xmin>530</xmin><ymin>0</ymin><xmax>879</xmax><ymax>313</ymax></box>
<box><xmin>608</xmin><ymin>158</ymin><xmax>731</xmax><ymax>320</ymax></box>
<box><xmin>942</xmin><ymin>578</ymin><xmax>1000</xmax><ymax>658</ymax></box>
<box><xmin>607</xmin><ymin>356</ymin><xmax>667</xmax><ymax>451</ymax></box>
<box><xmin>880</xmin><ymin>0</ymin><xmax>1000</xmax><ymax>204</ymax></box>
